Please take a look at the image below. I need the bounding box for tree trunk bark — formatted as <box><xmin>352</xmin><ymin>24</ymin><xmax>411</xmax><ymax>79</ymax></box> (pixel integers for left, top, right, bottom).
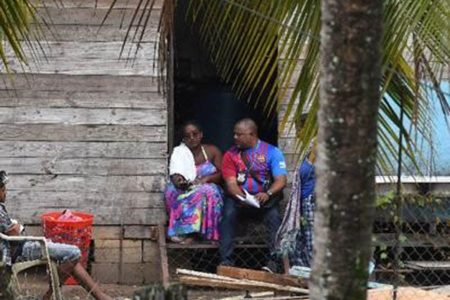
<box><xmin>310</xmin><ymin>0</ymin><xmax>383</xmax><ymax>300</ymax></box>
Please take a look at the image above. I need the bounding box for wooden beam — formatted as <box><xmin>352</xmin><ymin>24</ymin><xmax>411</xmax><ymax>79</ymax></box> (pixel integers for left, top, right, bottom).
<box><xmin>0</xmin><ymin>157</ymin><xmax>166</xmax><ymax>176</ymax></box>
<box><xmin>0</xmin><ymin>124</ymin><xmax>166</xmax><ymax>143</ymax></box>
<box><xmin>0</xmin><ymin>74</ymin><xmax>158</xmax><ymax>92</ymax></box>
<box><xmin>0</xmin><ymin>107</ymin><xmax>165</xmax><ymax>125</ymax></box>
<box><xmin>178</xmin><ymin>275</ymin><xmax>308</xmax><ymax>294</ymax></box>
<box><xmin>217</xmin><ymin>266</ymin><xmax>308</xmax><ymax>289</ymax></box>
<box><xmin>177</xmin><ymin>269</ymin><xmax>308</xmax><ymax>294</ymax></box>
<box><xmin>404</xmin><ymin>261</ymin><xmax>450</xmax><ymax>270</ymax></box>
<box><xmin>158</xmin><ymin>225</ymin><xmax>170</xmax><ymax>288</ymax></box>
<box><xmin>0</xmin><ymin>141</ymin><xmax>166</xmax><ymax>159</ymax></box>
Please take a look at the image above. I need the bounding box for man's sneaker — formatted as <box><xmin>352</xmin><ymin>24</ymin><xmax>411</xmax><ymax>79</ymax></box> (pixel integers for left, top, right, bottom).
<box><xmin>218</xmin><ymin>260</ymin><xmax>234</xmax><ymax>267</ymax></box>
<box><xmin>262</xmin><ymin>260</ymin><xmax>280</xmax><ymax>273</ymax></box>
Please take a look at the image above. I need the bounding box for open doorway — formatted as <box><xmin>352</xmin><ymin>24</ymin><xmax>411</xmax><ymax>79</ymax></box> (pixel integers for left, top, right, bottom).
<box><xmin>172</xmin><ymin>2</ymin><xmax>278</xmax><ymax>152</ymax></box>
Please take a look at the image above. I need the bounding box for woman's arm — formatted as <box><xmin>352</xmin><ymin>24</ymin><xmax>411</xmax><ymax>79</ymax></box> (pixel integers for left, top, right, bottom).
<box><xmin>198</xmin><ymin>145</ymin><xmax>223</xmax><ymax>184</ymax></box>
<box><xmin>170</xmin><ymin>174</ymin><xmax>190</xmax><ymax>190</ymax></box>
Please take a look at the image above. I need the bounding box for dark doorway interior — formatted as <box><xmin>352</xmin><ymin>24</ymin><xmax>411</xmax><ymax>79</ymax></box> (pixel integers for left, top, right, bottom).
<box><xmin>173</xmin><ymin>3</ymin><xmax>278</xmax><ymax>152</ymax></box>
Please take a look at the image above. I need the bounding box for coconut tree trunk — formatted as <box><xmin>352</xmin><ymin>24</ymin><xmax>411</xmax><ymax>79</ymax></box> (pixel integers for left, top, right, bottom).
<box><xmin>309</xmin><ymin>1</ymin><xmax>383</xmax><ymax>300</ymax></box>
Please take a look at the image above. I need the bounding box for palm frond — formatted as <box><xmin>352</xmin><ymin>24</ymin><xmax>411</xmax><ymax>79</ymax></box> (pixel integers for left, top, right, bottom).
<box><xmin>184</xmin><ymin>0</ymin><xmax>449</xmax><ymax>174</ymax></box>
<box><xmin>0</xmin><ymin>0</ymin><xmax>55</xmax><ymax>77</ymax></box>
<box><xmin>111</xmin><ymin>0</ymin><xmax>448</xmax><ymax>174</ymax></box>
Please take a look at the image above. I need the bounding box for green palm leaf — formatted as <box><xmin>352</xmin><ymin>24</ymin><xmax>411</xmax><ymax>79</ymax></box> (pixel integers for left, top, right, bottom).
<box><xmin>8</xmin><ymin>0</ymin><xmax>447</xmax><ymax>175</ymax></box>
<box><xmin>0</xmin><ymin>0</ymin><xmax>49</xmax><ymax>73</ymax></box>
<box><xmin>182</xmin><ymin>0</ymin><xmax>449</xmax><ymax>174</ymax></box>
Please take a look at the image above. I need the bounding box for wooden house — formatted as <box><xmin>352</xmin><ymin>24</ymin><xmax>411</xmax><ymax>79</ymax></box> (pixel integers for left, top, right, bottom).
<box><xmin>0</xmin><ymin>0</ymin><xmax>278</xmax><ymax>284</ymax></box>
<box><xmin>1</xmin><ymin>0</ymin><xmax>448</xmax><ymax>285</ymax></box>
<box><xmin>1</xmin><ymin>0</ymin><xmax>167</xmax><ymax>284</ymax></box>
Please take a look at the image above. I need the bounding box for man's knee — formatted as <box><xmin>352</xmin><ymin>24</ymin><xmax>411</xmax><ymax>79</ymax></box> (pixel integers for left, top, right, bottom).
<box><xmin>222</xmin><ymin>198</ymin><xmax>237</xmax><ymax>220</ymax></box>
<box><xmin>264</xmin><ymin>206</ymin><xmax>281</xmax><ymax>222</ymax></box>
<box><xmin>70</xmin><ymin>246</ymin><xmax>82</xmax><ymax>262</ymax></box>
<box><xmin>48</xmin><ymin>242</ymin><xmax>81</xmax><ymax>263</ymax></box>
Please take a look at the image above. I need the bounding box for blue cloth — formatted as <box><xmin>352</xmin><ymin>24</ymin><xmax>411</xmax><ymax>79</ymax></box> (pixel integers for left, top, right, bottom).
<box><xmin>18</xmin><ymin>241</ymin><xmax>81</xmax><ymax>263</ymax></box>
<box><xmin>299</xmin><ymin>160</ymin><xmax>315</xmax><ymax>200</ymax></box>
<box><xmin>290</xmin><ymin>159</ymin><xmax>316</xmax><ymax>267</ymax></box>
<box><xmin>291</xmin><ymin>194</ymin><xmax>315</xmax><ymax>267</ymax></box>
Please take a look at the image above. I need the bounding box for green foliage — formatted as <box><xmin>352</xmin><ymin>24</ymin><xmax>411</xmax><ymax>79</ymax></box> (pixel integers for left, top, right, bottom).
<box><xmin>0</xmin><ymin>0</ymin><xmax>40</xmax><ymax>71</ymax></box>
<box><xmin>376</xmin><ymin>191</ymin><xmax>396</xmax><ymax>208</ymax></box>
<box><xmin>3</xmin><ymin>0</ymin><xmax>449</xmax><ymax>174</ymax></box>
<box><xmin>375</xmin><ymin>192</ymin><xmax>444</xmax><ymax>209</ymax></box>
<box><xmin>183</xmin><ymin>0</ymin><xmax>449</xmax><ymax>169</ymax></box>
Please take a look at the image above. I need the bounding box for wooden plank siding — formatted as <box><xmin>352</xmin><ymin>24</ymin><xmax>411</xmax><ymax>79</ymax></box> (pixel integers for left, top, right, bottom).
<box><xmin>1</xmin><ymin>1</ymin><xmax>168</xmax><ymax>226</ymax></box>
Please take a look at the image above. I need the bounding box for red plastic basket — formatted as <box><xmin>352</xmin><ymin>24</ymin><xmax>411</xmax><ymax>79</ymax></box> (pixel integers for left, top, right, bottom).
<box><xmin>41</xmin><ymin>211</ymin><xmax>93</xmax><ymax>285</ymax></box>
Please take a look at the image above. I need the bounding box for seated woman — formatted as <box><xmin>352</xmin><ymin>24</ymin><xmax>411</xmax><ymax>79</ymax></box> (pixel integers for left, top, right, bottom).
<box><xmin>165</xmin><ymin>121</ymin><xmax>224</xmax><ymax>243</ymax></box>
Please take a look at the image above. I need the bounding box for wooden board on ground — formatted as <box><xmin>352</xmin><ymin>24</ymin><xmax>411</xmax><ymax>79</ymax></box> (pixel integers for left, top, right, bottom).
<box><xmin>217</xmin><ymin>266</ymin><xmax>307</xmax><ymax>288</ymax></box>
<box><xmin>404</xmin><ymin>261</ymin><xmax>450</xmax><ymax>270</ymax></box>
<box><xmin>179</xmin><ymin>276</ymin><xmax>306</xmax><ymax>294</ymax></box>
<box><xmin>177</xmin><ymin>269</ymin><xmax>308</xmax><ymax>294</ymax></box>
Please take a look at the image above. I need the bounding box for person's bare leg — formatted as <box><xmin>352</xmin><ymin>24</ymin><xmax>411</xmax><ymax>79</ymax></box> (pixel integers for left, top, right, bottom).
<box><xmin>44</xmin><ymin>261</ymin><xmax>112</xmax><ymax>300</ymax></box>
<box><xmin>43</xmin><ymin>288</ymin><xmax>52</xmax><ymax>300</ymax></box>
<box><xmin>72</xmin><ymin>263</ymin><xmax>112</xmax><ymax>300</ymax></box>
<box><xmin>43</xmin><ymin>261</ymin><xmax>76</xmax><ymax>300</ymax></box>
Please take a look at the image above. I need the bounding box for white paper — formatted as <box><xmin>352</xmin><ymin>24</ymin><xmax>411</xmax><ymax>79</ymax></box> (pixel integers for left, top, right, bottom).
<box><xmin>236</xmin><ymin>189</ymin><xmax>260</xmax><ymax>208</ymax></box>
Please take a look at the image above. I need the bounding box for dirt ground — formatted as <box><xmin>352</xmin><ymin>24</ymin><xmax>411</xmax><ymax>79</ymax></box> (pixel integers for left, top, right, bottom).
<box><xmin>18</xmin><ymin>280</ymin><xmax>138</xmax><ymax>299</ymax></box>
<box><xmin>17</xmin><ymin>272</ymin><xmax>245</xmax><ymax>300</ymax></box>
<box><xmin>19</xmin><ymin>282</ymin><xmax>246</xmax><ymax>300</ymax></box>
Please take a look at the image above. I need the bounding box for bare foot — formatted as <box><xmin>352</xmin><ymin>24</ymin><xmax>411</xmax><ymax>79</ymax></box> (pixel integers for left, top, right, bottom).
<box><xmin>180</xmin><ymin>236</ymin><xmax>195</xmax><ymax>244</ymax></box>
<box><xmin>169</xmin><ymin>236</ymin><xmax>185</xmax><ymax>243</ymax></box>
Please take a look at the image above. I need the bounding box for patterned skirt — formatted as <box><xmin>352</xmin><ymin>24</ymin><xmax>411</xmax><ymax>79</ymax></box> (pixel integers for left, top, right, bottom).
<box><xmin>164</xmin><ymin>182</ymin><xmax>223</xmax><ymax>241</ymax></box>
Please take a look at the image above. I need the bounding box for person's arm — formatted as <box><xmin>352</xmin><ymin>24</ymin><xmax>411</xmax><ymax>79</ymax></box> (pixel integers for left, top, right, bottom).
<box><xmin>0</xmin><ymin>209</ymin><xmax>19</xmax><ymax>236</ymax></box>
<box><xmin>224</xmin><ymin>177</ymin><xmax>245</xmax><ymax>200</ymax></box>
<box><xmin>254</xmin><ymin>175</ymin><xmax>287</xmax><ymax>203</ymax></box>
<box><xmin>4</xmin><ymin>223</ymin><xmax>21</xmax><ymax>236</ymax></box>
<box><xmin>198</xmin><ymin>145</ymin><xmax>223</xmax><ymax>184</ymax></box>
<box><xmin>170</xmin><ymin>174</ymin><xmax>190</xmax><ymax>190</ymax></box>
<box><xmin>255</xmin><ymin>147</ymin><xmax>288</xmax><ymax>203</ymax></box>
<box><xmin>222</xmin><ymin>151</ymin><xmax>245</xmax><ymax>199</ymax></box>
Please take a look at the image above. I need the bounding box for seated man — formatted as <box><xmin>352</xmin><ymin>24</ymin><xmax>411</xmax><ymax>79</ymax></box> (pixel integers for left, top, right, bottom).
<box><xmin>219</xmin><ymin>118</ymin><xmax>287</xmax><ymax>273</ymax></box>
<box><xmin>0</xmin><ymin>171</ymin><xmax>112</xmax><ymax>300</ymax></box>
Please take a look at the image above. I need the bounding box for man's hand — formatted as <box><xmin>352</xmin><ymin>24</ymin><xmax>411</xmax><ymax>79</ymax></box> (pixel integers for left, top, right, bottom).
<box><xmin>255</xmin><ymin>192</ymin><xmax>270</xmax><ymax>203</ymax></box>
<box><xmin>5</xmin><ymin>223</ymin><xmax>21</xmax><ymax>236</ymax></box>
<box><xmin>192</xmin><ymin>177</ymin><xmax>208</xmax><ymax>185</ymax></box>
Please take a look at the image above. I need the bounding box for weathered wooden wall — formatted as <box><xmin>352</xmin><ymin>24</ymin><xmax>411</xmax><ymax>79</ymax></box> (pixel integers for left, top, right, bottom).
<box><xmin>0</xmin><ymin>0</ymin><xmax>167</xmax><ymax>284</ymax></box>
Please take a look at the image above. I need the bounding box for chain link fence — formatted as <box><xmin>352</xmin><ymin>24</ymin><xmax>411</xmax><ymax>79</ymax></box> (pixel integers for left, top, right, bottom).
<box><xmin>163</xmin><ymin>190</ymin><xmax>450</xmax><ymax>299</ymax></box>
<box><xmin>372</xmin><ymin>192</ymin><xmax>450</xmax><ymax>289</ymax></box>
<box><xmin>3</xmin><ymin>191</ymin><xmax>449</xmax><ymax>299</ymax></box>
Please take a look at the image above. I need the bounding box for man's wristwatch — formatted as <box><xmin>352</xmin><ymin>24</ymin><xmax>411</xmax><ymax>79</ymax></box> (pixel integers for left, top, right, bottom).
<box><xmin>266</xmin><ymin>190</ymin><xmax>274</xmax><ymax>198</ymax></box>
